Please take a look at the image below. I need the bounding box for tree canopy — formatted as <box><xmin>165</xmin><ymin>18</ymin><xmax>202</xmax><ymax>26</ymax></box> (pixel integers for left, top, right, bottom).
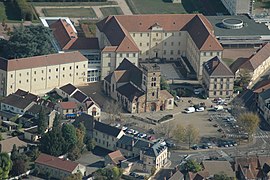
<box><xmin>37</xmin><ymin>108</ymin><xmax>48</xmax><ymax>135</ymax></box>
<box><xmin>213</xmin><ymin>172</ymin><xmax>231</xmax><ymax>180</ymax></box>
<box><xmin>174</xmin><ymin>124</ymin><xmax>200</xmax><ymax>148</ymax></box>
<box><xmin>238</xmin><ymin>112</ymin><xmax>260</xmax><ymax>139</ymax></box>
<box><xmin>93</xmin><ymin>167</ymin><xmax>123</xmax><ymax>180</ymax></box>
<box><xmin>1</xmin><ymin>25</ymin><xmax>56</xmax><ymax>59</ymax></box>
<box><xmin>181</xmin><ymin>159</ymin><xmax>202</xmax><ymax>173</ymax></box>
<box><xmin>0</xmin><ymin>152</ymin><xmax>12</xmax><ymax>179</ymax></box>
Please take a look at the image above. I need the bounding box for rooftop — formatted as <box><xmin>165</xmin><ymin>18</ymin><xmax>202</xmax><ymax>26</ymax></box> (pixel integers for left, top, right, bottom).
<box><xmin>0</xmin><ymin>137</ymin><xmax>27</xmax><ymax>153</ymax></box>
<box><xmin>58</xmin><ymin>101</ymin><xmax>77</xmax><ymax>110</ymax></box>
<box><xmin>94</xmin><ymin>121</ymin><xmax>122</xmax><ymax>137</ymax></box>
<box><xmin>204</xmin><ymin>56</ymin><xmax>234</xmax><ymax>77</ymax></box>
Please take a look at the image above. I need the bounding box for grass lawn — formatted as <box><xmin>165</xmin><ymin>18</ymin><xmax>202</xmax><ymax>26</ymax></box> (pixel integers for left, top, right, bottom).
<box><xmin>43</xmin><ymin>8</ymin><xmax>97</xmax><ymax>18</ymax></box>
<box><xmin>223</xmin><ymin>58</ymin><xmax>235</xmax><ymax>66</ymax></box>
<box><xmin>100</xmin><ymin>7</ymin><xmax>123</xmax><ymax>17</ymax></box>
<box><xmin>0</xmin><ymin>2</ymin><xmax>7</xmax><ymax>21</ymax></box>
<box><xmin>125</xmin><ymin>0</ymin><xmax>187</xmax><ymax>14</ymax></box>
<box><xmin>31</xmin><ymin>1</ymin><xmax>117</xmax><ymax>6</ymax></box>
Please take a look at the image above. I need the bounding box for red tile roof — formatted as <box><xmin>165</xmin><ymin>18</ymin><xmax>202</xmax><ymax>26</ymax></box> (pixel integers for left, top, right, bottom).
<box><xmin>107</xmin><ymin>150</ymin><xmax>126</xmax><ymax>165</ymax></box>
<box><xmin>204</xmin><ymin>56</ymin><xmax>234</xmax><ymax>77</ymax></box>
<box><xmin>0</xmin><ymin>51</ymin><xmax>87</xmax><ymax>71</ymax></box>
<box><xmin>97</xmin><ymin>14</ymin><xmax>222</xmax><ymax>52</ymax></box>
<box><xmin>35</xmin><ymin>153</ymin><xmax>79</xmax><ymax>173</ymax></box>
<box><xmin>58</xmin><ymin>101</ymin><xmax>77</xmax><ymax>109</ymax></box>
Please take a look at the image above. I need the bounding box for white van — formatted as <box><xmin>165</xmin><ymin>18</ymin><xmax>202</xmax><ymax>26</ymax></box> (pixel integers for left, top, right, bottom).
<box><xmin>214</xmin><ymin>105</ymin><xmax>224</xmax><ymax>111</ymax></box>
<box><xmin>184</xmin><ymin>107</ymin><xmax>195</xmax><ymax>113</ymax></box>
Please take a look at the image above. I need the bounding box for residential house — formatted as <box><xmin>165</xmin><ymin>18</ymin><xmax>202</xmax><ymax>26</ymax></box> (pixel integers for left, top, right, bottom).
<box><xmin>96</xmin><ymin>14</ymin><xmax>223</xmax><ymax>80</ymax></box>
<box><xmin>93</xmin><ymin>121</ymin><xmax>124</xmax><ymax>151</ymax></box>
<box><xmin>72</xmin><ymin>113</ymin><xmax>96</xmax><ymax>138</ymax></box>
<box><xmin>55</xmin><ymin>101</ymin><xmax>78</xmax><ymax>119</ymax></box>
<box><xmin>0</xmin><ymin>51</ymin><xmax>88</xmax><ymax>96</ymax></box>
<box><xmin>168</xmin><ymin>170</ymin><xmax>184</xmax><ymax>180</ymax></box>
<box><xmin>230</xmin><ymin>43</ymin><xmax>270</xmax><ymax>87</ymax></box>
<box><xmin>202</xmin><ymin>56</ymin><xmax>234</xmax><ymax>98</ymax></box>
<box><xmin>24</xmin><ymin>126</ymin><xmax>40</xmax><ymax>142</ymax></box>
<box><xmin>35</xmin><ymin>153</ymin><xmax>86</xmax><ymax>179</ymax></box>
<box><xmin>104</xmin><ymin>150</ymin><xmax>126</xmax><ymax>167</ymax></box>
<box><xmin>221</xmin><ymin>0</ymin><xmax>253</xmax><ymax>15</ymax></box>
<box><xmin>55</xmin><ymin>83</ymin><xmax>101</xmax><ymax>119</ymax></box>
<box><xmin>202</xmin><ymin>160</ymin><xmax>235</xmax><ymax>179</ymax></box>
<box><xmin>48</xmin><ymin>18</ymin><xmax>101</xmax><ymax>82</ymax></box>
<box><xmin>258</xmin><ymin>88</ymin><xmax>270</xmax><ymax>124</ymax></box>
<box><xmin>0</xmin><ymin>137</ymin><xmax>28</xmax><ymax>155</ymax></box>
<box><xmin>235</xmin><ymin>156</ymin><xmax>270</xmax><ymax>180</ymax></box>
<box><xmin>188</xmin><ymin>171</ymin><xmax>210</xmax><ymax>180</ymax></box>
<box><xmin>104</xmin><ymin>59</ymin><xmax>174</xmax><ymax>113</ymax></box>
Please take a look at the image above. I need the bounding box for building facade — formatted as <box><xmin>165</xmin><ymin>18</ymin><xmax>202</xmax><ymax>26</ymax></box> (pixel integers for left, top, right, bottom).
<box><xmin>202</xmin><ymin>56</ymin><xmax>234</xmax><ymax>98</ymax></box>
<box><xmin>258</xmin><ymin>88</ymin><xmax>270</xmax><ymax>125</ymax></box>
<box><xmin>0</xmin><ymin>52</ymin><xmax>88</xmax><ymax>96</ymax></box>
<box><xmin>97</xmin><ymin>14</ymin><xmax>223</xmax><ymax>80</ymax></box>
<box><xmin>221</xmin><ymin>0</ymin><xmax>253</xmax><ymax>15</ymax></box>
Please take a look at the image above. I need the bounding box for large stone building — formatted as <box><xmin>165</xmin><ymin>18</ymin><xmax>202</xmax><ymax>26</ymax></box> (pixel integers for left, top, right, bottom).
<box><xmin>104</xmin><ymin>59</ymin><xmax>174</xmax><ymax>113</ymax></box>
<box><xmin>258</xmin><ymin>88</ymin><xmax>270</xmax><ymax>125</ymax></box>
<box><xmin>0</xmin><ymin>51</ymin><xmax>88</xmax><ymax>96</ymax></box>
<box><xmin>221</xmin><ymin>0</ymin><xmax>253</xmax><ymax>15</ymax></box>
<box><xmin>96</xmin><ymin>14</ymin><xmax>223</xmax><ymax>80</ymax></box>
<box><xmin>202</xmin><ymin>56</ymin><xmax>234</xmax><ymax>98</ymax></box>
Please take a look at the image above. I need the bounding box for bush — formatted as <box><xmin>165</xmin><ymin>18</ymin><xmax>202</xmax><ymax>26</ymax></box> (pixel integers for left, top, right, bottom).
<box><xmin>14</xmin><ymin>0</ymin><xmax>33</xmax><ymax>21</ymax></box>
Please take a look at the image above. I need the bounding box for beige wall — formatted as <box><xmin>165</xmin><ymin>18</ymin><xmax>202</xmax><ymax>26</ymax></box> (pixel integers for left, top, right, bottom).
<box><xmin>250</xmin><ymin>57</ymin><xmax>270</xmax><ymax>85</ymax></box>
<box><xmin>0</xmin><ymin>61</ymin><xmax>87</xmax><ymax>96</ymax></box>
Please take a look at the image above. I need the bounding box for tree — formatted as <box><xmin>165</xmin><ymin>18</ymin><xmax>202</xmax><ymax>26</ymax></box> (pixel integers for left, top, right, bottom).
<box><xmin>37</xmin><ymin>108</ymin><xmax>48</xmax><ymax>135</ymax></box>
<box><xmin>53</xmin><ymin>114</ymin><xmax>61</xmax><ymax>128</ymax></box>
<box><xmin>0</xmin><ymin>152</ymin><xmax>12</xmax><ymax>179</ymax></box>
<box><xmin>160</xmin><ymin>77</ymin><xmax>169</xmax><ymax>90</ymax></box>
<box><xmin>213</xmin><ymin>172</ymin><xmax>231</xmax><ymax>180</ymax></box>
<box><xmin>62</xmin><ymin>124</ymin><xmax>77</xmax><ymax>151</ymax></box>
<box><xmin>67</xmin><ymin>146</ymin><xmax>81</xmax><ymax>161</ymax></box>
<box><xmin>238</xmin><ymin>69</ymin><xmax>251</xmax><ymax>87</ymax></box>
<box><xmin>10</xmin><ymin>145</ymin><xmax>19</xmax><ymax>161</ymax></box>
<box><xmin>11</xmin><ymin>154</ymin><xmax>29</xmax><ymax>176</ymax></box>
<box><xmin>2</xmin><ymin>25</ymin><xmax>56</xmax><ymax>59</ymax></box>
<box><xmin>93</xmin><ymin>167</ymin><xmax>123</xmax><ymax>180</ymax></box>
<box><xmin>174</xmin><ymin>124</ymin><xmax>199</xmax><ymax>149</ymax></box>
<box><xmin>66</xmin><ymin>172</ymin><xmax>83</xmax><ymax>180</ymax></box>
<box><xmin>86</xmin><ymin>138</ymin><xmax>96</xmax><ymax>151</ymax></box>
<box><xmin>156</xmin><ymin>122</ymin><xmax>176</xmax><ymax>138</ymax></box>
<box><xmin>181</xmin><ymin>159</ymin><xmax>202</xmax><ymax>173</ymax></box>
<box><xmin>39</xmin><ymin>127</ymin><xmax>66</xmax><ymax>156</ymax></box>
<box><xmin>103</xmin><ymin>100</ymin><xmax>123</xmax><ymax>123</ymax></box>
<box><xmin>231</xmin><ymin>97</ymin><xmax>246</xmax><ymax>118</ymax></box>
<box><xmin>238</xmin><ymin>112</ymin><xmax>260</xmax><ymax>139</ymax></box>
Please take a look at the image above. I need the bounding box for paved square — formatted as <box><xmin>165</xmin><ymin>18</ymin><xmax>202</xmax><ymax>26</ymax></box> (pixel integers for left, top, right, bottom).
<box><xmin>158</xmin><ymin>63</ymin><xmax>183</xmax><ymax>80</ymax></box>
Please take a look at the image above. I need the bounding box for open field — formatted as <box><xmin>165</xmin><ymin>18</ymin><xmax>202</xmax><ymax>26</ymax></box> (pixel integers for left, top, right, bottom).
<box><xmin>125</xmin><ymin>0</ymin><xmax>187</xmax><ymax>14</ymax></box>
<box><xmin>31</xmin><ymin>1</ymin><xmax>117</xmax><ymax>6</ymax></box>
<box><xmin>100</xmin><ymin>7</ymin><xmax>123</xmax><ymax>17</ymax></box>
<box><xmin>43</xmin><ymin>8</ymin><xmax>97</xmax><ymax>18</ymax></box>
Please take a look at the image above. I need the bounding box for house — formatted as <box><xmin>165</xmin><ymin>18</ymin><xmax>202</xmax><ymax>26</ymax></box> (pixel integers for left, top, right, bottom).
<box><xmin>24</xmin><ymin>126</ymin><xmax>40</xmax><ymax>142</ymax></box>
<box><xmin>202</xmin><ymin>160</ymin><xmax>235</xmax><ymax>179</ymax></box>
<box><xmin>104</xmin><ymin>150</ymin><xmax>126</xmax><ymax>167</ymax></box>
<box><xmin>104</xmin><ymin>59</ymin><xmax>174</xmax><ymax>113</ymax></box>
<box><xmin>0</xmin><ymin>51</ymin><xmax>88</xmax><ymax>96</ymax></box>
<box><xmin>0</xmin><ymin>137</ymin><xmax>28</xmax><ymax>155</ymax></box>
<box><xmin>35</xmin><ymin>153</ymin><xmax>86</xmax><ymax>179</ymax></box>
<box><xmin>235</xmin><ymin>156</ymin><xmax>270</xmax><ymax>180</ymax></box>
<box><xmin>202</xmin><ymin>56</ymin><xmax>234</xmax><ymax>98</ymax></box>
<box><xmin>55</xmin><ymin>101</ymin><xmax>78</xmax><ymax>119</ymax></box>
<box><xmin>48</xmin><ymin>18</ymin><xmax>101</xmax><ymax>83</ymax></box>
<box><xmin>188</xmin><ymin>171</ymin><xmax>210</xmax><ymax>180</ymax></box>
<box><xmin>96</xmin><ymin>14</ymin><xmax>223</xmax><ymax>80</ymax></box>
<box><xmin>55</xmin><ymin>83</ymin><xmax>101</xmax><ymax>119</ymax></box>
<box><xmin>93</xmin><ymin>121</ymin><xmax>125</xmax><ymax>151</ymax></box>
<box><xmin>230</xmin><ymin>43</ymin><xmax>270</xmax><ymax>87</ymax></box>
<box><xmin>257</xmin><ymin>88</ymin><xmax>270</xmax><ymax>124</ymax></box>
<box><xmin>73</xmin><ymin>113</ymin><xmax>96</xmax><ymax>138</ymax></box>
<box><xmin>221</xmin><ymin>0</ymin><xmax>253</xmax><ymax>15</ymax></box>
<box><xmin>168</xmin><ymin>170</ymin><xmax>184</xmax><ymax>180</ymax></box>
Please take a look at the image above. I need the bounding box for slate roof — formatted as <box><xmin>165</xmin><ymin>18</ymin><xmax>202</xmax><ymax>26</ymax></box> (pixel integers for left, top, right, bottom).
<box><xmin>169</xmin><ymin>171</ymin><xmax>184</xmax><ymax>180</ymax></box>
<box><xmin>116</xmin><ymin>83</ymin><xmax>144</xmax><ymax>102</ymax></box>
<box><xmin>1</xmin><ymin>94</ymin><xmax>33</xmax><ymax>109</ymax></box>
<box><xmin>73</xmin><ymin>113</ymin><xmax>94</xmax><ymax>131</ymax></box>
<box><xmin>35</xmin><ymin>153</ymin><xmax>80</xmax><ymax>173</ymax></box>
<box><xmin>97</xmin><ymin>14</ymin><xmax>222</xmax><ymax>52</ymax></box>
<box><xmin>71</xmin><ymin>91</ymin><xmax>88</xmax><ymax>103</ymax></box>
<box><xmin>142</xmin><ymin>142</ymin><xmax>167</xmax><ymax>157</ymax></box>
<box><xmin>253</xmin><ymin>79</ymin><xmax>270</xmax><ymax>93</ymax></box>
<box><xmin>202</xmin><ymin>160</ymin><xmax>235</xmax><ymax>177</ymax></box>
<box><xmin>204</xmin><ymin>56</ymin><xmax>234</xmax><ymax>77</ymax></box>
<box><xmin>259</xmin><ymin>88</ymin><xmax>270</xmax><ymax>101</ymax></box>
<box><xmin>60</xmin><ymin>83</ymin><xmax>77</xmax><ymax>96</ymax></box>
<box><xmin>94</xmin><ymin>121</ymin><xmax>122</xmax><ymax>137</ymax></box>
<box><xmin>0</xmin><ymin>137</ymin><xmax>27</xmax><ymax>153</ymax></box>
<box><xmin>0</xmin><ymin>51</ymin><xmax>87</xmax><ymax>71</ymax></box>
<box><xmin>117</xmin><ymin>134</ymin><xmax>153</xmax><ymax>149</ymax></box>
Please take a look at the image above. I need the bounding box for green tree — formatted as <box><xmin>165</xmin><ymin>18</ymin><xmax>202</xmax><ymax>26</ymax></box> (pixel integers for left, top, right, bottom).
<box><xmin>160</xmin><ymin>77</ymin><xmax>169</xmax><ymax>90</ymax></box>
<box><xmin>181</xmin><ymin>159</ymin><xmax>202</xmax><ymax>173</ymax></box>
<box><xmin>86</xmin><ymin>138</ymin><xmax>96</xmax><ymax>151</ymax></box>
<box><xmin>238</xmin><ymin>69</ymin><xmax>251</xmax><ymax>87</ymax></box>
<box><xmin>93</xmin><ymin>167</ymin><xmax>123</xmax><ymax>180</ymax></box>
<box><xmin>39</xmin><ymin>127</ymin><xmax>66</xmax><ymax>156</ymax></box>
<box><xmin>238</xmin><ymin>112</ymin><xmax>260</xmax><ymax>139</ymax></box>
<box><xmin>11</xmin><ymin>154</ymin><xmax>29</xmax><ymax>176</ymax></box>
<box><xmin>66</xmin><ymin>172</ymin><xmax>83</xmax><ymax>180</ymax></box>
<box><xmin>0</xmin><ymin>152</ymin><xmax>12</xmax><ymax>179</ymax></box>
<box><xmin>67</xmin><ymin>146</ymin><xmax>81</xmax><ymax>161</ymax></box>
<box><xmin>2</xmin><ymin>25</ymin><xmax>56</xmax><ymax>59</ymax></box>
<box><xmin>62</xmin><ymin>124</ymin><xmax>77</xmax><ymax>151</ymax></box>
<box><xmin>10</xmin><ymin>145</ymin><xmax>19</xmax><ymax>161</ymax></box>
<box><xmin>213</xmin><ymin>172</ymin><xmax>231</xmax><ymax>180</ymax></box>
<box><xmin>53</xmin><ymin>114</ymin><xmax>61</xmax><ymax>128</ymax></box>
<box><xmin>37</xmin><ymin>108</ymin><xmax>48</xmax><ymax>135</ymax></box>
<box><xmin>174</xmin><ymin>124</ymin><xmax>200</xmax><ymax>149</ymax></box>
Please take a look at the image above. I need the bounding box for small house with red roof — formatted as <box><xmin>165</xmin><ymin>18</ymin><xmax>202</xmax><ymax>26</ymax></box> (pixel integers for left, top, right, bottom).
<box><xmin>35</xmin><ymin>153</ymin><xmax>86</xmax><ymax>179</ymax></box>
<box><xmin>55</xmin><ymin>101</ymin><xmax>78</xmax><ymax>119</ymax></box>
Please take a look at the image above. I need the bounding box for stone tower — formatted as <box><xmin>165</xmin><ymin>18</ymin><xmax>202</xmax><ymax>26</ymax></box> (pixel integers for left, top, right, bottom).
<box><xmin>141</xmin><ymin>64</ymin><xmax>161</xmax><ymax>111</ymax></box>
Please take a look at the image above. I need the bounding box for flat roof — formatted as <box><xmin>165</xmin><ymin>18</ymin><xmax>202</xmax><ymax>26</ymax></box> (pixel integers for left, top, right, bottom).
<box><xmin>206</xmin><ymin>15</ymin><xmax>270</xmax><ymax>37</ymax></box>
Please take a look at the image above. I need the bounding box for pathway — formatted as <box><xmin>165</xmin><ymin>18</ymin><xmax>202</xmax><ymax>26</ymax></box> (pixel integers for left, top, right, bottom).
<box><xmin>112</xmin><ymin>0</ymin><xmax>133</xmax><ymax>15</ymax></box>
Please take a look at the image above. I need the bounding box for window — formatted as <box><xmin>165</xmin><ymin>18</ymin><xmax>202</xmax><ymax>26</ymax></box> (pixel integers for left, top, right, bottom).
<box><xmin>152</xmin><ymin>92</ymin><xmax>155</xmax><ymax>96</ymax></box>
<box><xmin>19</xmin><ymin>80</ymin><xmax>21</xmax><ymax>84</ymax></box>
<box><xmin>217</xmin><ymin>52</ymin><xmax>220</xmax><ymax>56</ymax></box>
<box><xmin>11</xmin><ymin>74</ymin><xmax>13</xmax><ymax>78</ymax></box>
<box><xmin>214</xmin><ymin>78</ymin><xmax>217</xmax><ymax>82</ymax></box>
<box><xmin>127</xmin><ymin>53</ymin><xmax>129</xmax><ymax>58</ymax></box>
<box><xmin>178</xmin><ymin>50</ymin><xmax>181</xmax><ymax>55</ymax></box>
<box><xmin>220</xmin><ymin>91</ymin><xmax>223</xmax><ymax>95</ymax></box>
<box><xmin>56</xmin><ymin>75</ymin><xmax>58</xmax><ymax>78</ymax></box>
<box><xmin>146</xmin><ymin>50</ymin><xmax>149</xmax><ymax>55</ymax></box>
<box><xmin>10</xmin><ymin>85</ymin><xmax>12</xmax><ymax>89</ymax></box>
<box><xmin>226</xmin><ymin>84</ymin><xmax>229</xmax><ymax>89</ymax></box>
<box><xmin>227</xmin><ymin>78</ymin><xmax>230</xmax><ymax>82</ymax></box>
<box><xmin>70</xmin><ymin>66</ymin><xmax>72</xmax><ymax>70</ymax></box>
<box><xmin>147</xmin><ymin>33</ymin><xmax>149</xmax><ymax>37</ymax></box>
<box><xmin>163</xmin><ymin>50</ymin><xmax>166</xmax><ymax>55</ymax></box>
<box><xmin>203</xmin><ymin>52</ymin><xmax>206</xmax><ymax>56</ymax></box>
<box><xmin>170</xmin><ymin>50</ymin><xmax>173</xmax><ymax>55</ymax></box>
<box><xmin>48</xmin><ymin>76</ymin><xmax>51</xmax><ymax>80</ymax></box>
<box><xmin>213</xmin><ymin>91</ymin><xmax>216</xmax><ymax>95</ymax></box>
<box><xmin>165</xmin><ymin>32</ymin><xmax>167</xmax><ymax>36</ymax></box>
<box><xmin>34</xmin><ymin>71</ymin><xmax>36</xmax><ymax>74</ymax></box>
<box><xmin>56</xmin><ymin>68</ymin><xmax>58</xmax><ymax>72</ymax></box>
<box><xmin>41</xmin><ymin>77</ymin><xmax>43</xmax><ymax>80</ymax></box>
<box><xmin>220</xmin><ymin>84</ymin><xmax>223</xmax><ymax>89</ymax></box>
<box><xmin>179</xmin><ymin>32</ymin><xmax>181</xmax><ymax>36</ymax></box>
<box><xmin>178</xmin><ymin>42</ymin><xmax>181</xmax><ymax>46</ymax></box>
<box><xmin>147</xmin><ymin>43</ymin><xmax>149</xmax><ymax>46</ymax></box>
<box><xmin>19</xmin><ymin>73</ymin><xmax>21</xmax><ymax>77</ymax></box>
<box><xmin>108</xmin><ymin>62</ymin><xmax>111</xmax><ymax>67</ymax></box>
<box><xmin>140</xmin><ymin>43</ymin><xmax>142</xmax><ymax>46</ymax></box>
<box><xmin>226</xmin><ymin>91</ymin><xmax>229</xmax><ymax>96</ymax></box>
<box><xmin>34</xmin><ymin>78</ymin><xmax>36</xmax><ymax>82</ymax></box>
<box><xmin>76</xmin><ymin>65</ymin><xmax>78</xmax><ymax>69</ymax></box>
<box><xmin>27</xmin><ymin>72</ymin><xmax>29</xmax><ymax>75</ymax></box>
<box><xmin>214</xmin><ymin>84</ymin><xmax>217</xmax><ymax>89</ymax></box>
<box><xmin>140</xmin><ymin>33</ymin><xmax>142</xmax><ymax>37</ymax></box>
<box><xmin>172</xmin><ymin>32</ymin><xmax>174</xmax><ymax>36</ymax></box>
<box><xmin>26</xmin><ymin>79</ymin><xmax>29</xmax><ymax>82</ymax></box>
<box><xmin>171</xmin><ymin>42</ymin><xmax>174</xmax><ymax>46</ymax></box>
<box><xmin>169</xmin><ymin>100</ymin><xmax>172</xmax><ymax>105</ymax></box>
<box><xmin>63</xmin><ymin>74</ymin><xmax>65</xmax><ymax>78</ymax></box>
<box><xmin>210</xmin><ymin>52</ymin><xmax>213</xmax><ymax>56</ymax></box>
<box><xmin>133</xmin><ymin>53</ymin><xmax>136</xmax><ymax>57</ymax></box>
<box><xmin>63</xmin><ymin>67</ymin><xmax>65</xmax><ymax>71</ymax></box>
<box><xmin>156</xmin><ymin>33</ymin><xmax>158</xmax><ymax>37</ymax></box>
<box><xmin>49</xmin><ymin>69</ymin><xmax>51</xmax><ymax>72</ymax></box>
<box><xmin>120</xmin><ymin>53</ymin><xmax>122</xmax><ymax>58</ymax></box>
<box><xmin>108</xmin><ymin>53</ymin><xmax>111</xmax><ymax>57</ymax></box>
<box><xmin>133</xmin><ymin>33</ymin><xmax>135</xmax><ymax>37</ymax></box>
<box><xmin>70</xmin><ymin>74</ymin><xmax>72</xmax><ymax>77</ymax></box>
<box><xmin>164</xmin><ymin>42</ymin><xmax>167</xmax><ymax>46</ymax></box>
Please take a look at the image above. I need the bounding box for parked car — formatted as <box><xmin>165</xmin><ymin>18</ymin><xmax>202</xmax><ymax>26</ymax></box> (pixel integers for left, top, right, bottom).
<box><xmin>214</xmin><ymin>105</ymin><xmax>224</xmax><ymax>111</ymax></box>
<box><xmin>196</xmin><ymin>107</ymin><xmax>205</xmax><ymax>112</ymax></box>
<box><xmin>165</xmin><ymin>140</ymin><xmax>176</xmax><ymax>148</ymax></box>
<box><xmin>192</xmin><ymin>145</ymin><xmax>199</xmax><ymax>150</ymax></box>
<box><xmin>122</xmin><ymin>126</ymin><xmax>128</xmax><ymax>131</ymax></box>
<box><xmin>184</xmin><ymin>107</ymin><xmax>195</xmax><ymax>113</ymax></box>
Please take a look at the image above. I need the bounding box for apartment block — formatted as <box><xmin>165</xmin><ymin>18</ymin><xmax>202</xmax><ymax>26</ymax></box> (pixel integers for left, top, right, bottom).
<box><xmin>0</xmin><ymin>51</ymin><xmax>88</xmax><ymax>96</ymax></box>
<box><xmin>221</xmin><ymin>0</ymin><xmax>253</xmax><ymax>15</ymax></box>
